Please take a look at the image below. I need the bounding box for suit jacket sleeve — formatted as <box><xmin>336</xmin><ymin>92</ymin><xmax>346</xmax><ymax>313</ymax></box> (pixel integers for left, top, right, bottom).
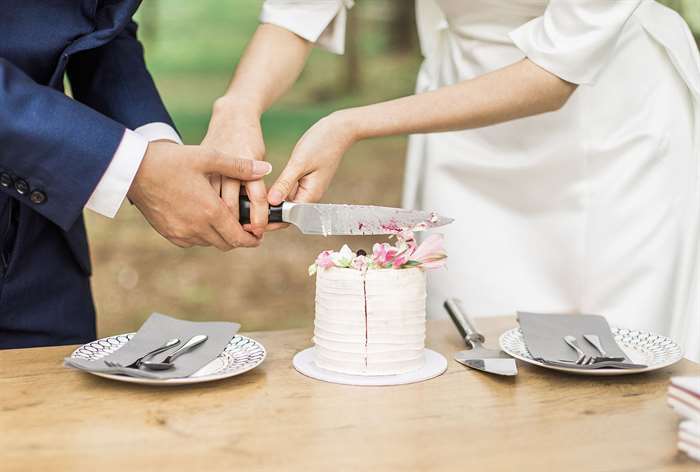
<box><xmin>0</xmin><ymin>57</ymin><xmax>127</xmax><ymax>232</ymax></box>
<box><xmin>66</xmin><ymin>20</ymin><xmax>176</xmax><ymax>131</ymax></box>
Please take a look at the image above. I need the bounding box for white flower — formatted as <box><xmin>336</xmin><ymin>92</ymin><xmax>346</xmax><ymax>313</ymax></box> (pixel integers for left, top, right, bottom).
<box><xmin>331</xmin><ymin>244</ymin><xmax>354</xmax><ymax>267</ymax></box>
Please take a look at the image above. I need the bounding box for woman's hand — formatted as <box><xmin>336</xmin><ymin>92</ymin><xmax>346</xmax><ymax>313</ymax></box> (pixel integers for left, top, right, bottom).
<box><xmin>268</xmin><ymin>111</ymin><xmax>357</xmax><ymax>205</ymax></box>
<box><xmin>202</xmin><ymin>98</ymin><xmax>272</xmax><ymax>237</ymax></box>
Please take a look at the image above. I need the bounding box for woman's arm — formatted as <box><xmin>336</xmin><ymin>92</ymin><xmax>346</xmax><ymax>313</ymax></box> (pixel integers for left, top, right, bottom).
<box><xmin>215</xmin><ymin>23</ymin><xmax>312</xmax><ymax>116</ymax></box>
<box><xmin>202</xmin><ymin>24</ymin><xmax>312</xmax><ymax>233</ymax></box>
<box><xmin>268</xmin><ymin>58</ymin><xmax>577</xmax><ymax>205</ymax></box>
<box><xmin>348</xmin><ymin>59</ymin><xmax>575</xmax><ymax>138</ymax></box>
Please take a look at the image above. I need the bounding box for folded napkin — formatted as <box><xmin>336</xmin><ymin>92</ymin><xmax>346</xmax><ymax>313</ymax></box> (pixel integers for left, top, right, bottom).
<box><xmin>668</xmin><ymin>377</ymin><xmax>700</xmax><ymax>462</ymax></box>
<box><xmin>668</xmin><ymin>377</ymin><xmax>700</xmax><ymax>422</ymax></box>
<box><xmin>679</xmin><ymin>420</ymin><xmax>700</xmax><ymax>462</ymax></box>
<box><xmin>64</xmin><ymin>313</ymin><xmax>240</xmax><ymax>379</ymax></box>
<box><xmin>668</xmin><ymin>397</ymin><xmax>700</xmax><ymax>422</ymax></box>
<box><xmin>671</xmin><ymin>376</ymin><xmax>700</xmax><ymax>398</ymax></box>
<box><xmin>517</xmin><ymin>312</ymin><xmax>628</xmax><ymax>363</ymax></box>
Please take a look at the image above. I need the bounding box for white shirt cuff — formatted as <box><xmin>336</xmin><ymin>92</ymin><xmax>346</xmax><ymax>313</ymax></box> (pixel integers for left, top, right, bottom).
<box><xmin>135</xmin><ymin>122</ymin><xmax>183</xmax><ymax>144</ymax></box>
<box><xmin>85</xmin><ymin>129</ymin><xmax>149</xmax><ymax>218</ymax></box>
<box><xmin>85</xmin><ymin>123</ymin><xmax>182</xmax><ymax>218</ymax></box>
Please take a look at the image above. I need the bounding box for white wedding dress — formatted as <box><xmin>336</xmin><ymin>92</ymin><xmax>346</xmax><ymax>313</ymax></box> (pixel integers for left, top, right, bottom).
<box><xmin>260</xmin><ymin>0</ymin><xmax>700</xmax><ymax>361</ymax></box>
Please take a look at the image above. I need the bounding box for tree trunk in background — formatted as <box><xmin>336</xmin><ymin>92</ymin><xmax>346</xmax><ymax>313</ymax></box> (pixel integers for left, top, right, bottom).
<box><xmin>388</xmin><ymin>0</ymin><xmax>417</xmax><ymax>53</ymax></box>
<box><xmin>343</xmin><ymin>4</ymin><xmax>360</xmax><ymax>93</ymax></box>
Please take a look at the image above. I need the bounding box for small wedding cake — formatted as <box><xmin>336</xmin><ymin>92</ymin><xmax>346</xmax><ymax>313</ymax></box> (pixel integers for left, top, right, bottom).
<box><xmin>308</xmin><ymin>233</ymin><xmax>446</xmax><ymax>376</ymax></box>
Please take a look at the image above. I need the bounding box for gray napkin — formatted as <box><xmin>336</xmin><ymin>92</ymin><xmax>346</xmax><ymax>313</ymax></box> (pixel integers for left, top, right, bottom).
<box><xmin>517</xmin><ymin>312</ymin><xmax>628</xmax><ymax>363</ymax></box>
<box><xmin>64</xmin><ymin>313</ymin><xmax>240</xmax><ymax>379</ymax></box>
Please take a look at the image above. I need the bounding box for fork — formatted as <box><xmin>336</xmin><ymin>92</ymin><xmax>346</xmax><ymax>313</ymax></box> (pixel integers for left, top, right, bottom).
<box><xmin>583</xmin><ymin>334</ymin><xmax>625</xmax><ymax>362</ymax></box>
<box><xmin>563</xmin><ymin>335</ymin><xmax>594</xmax><ymax>365</ymax></box>
<box><xmin>104</xmin><ymin>338</ymin><xmax>180</xmax><ymax>369</ymax></box>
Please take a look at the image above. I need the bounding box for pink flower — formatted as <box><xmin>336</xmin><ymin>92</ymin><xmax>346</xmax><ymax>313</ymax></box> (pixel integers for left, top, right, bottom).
<box><xmin>315</xmin><ymin>250</ymin><xmax>335</xmax><ymax>269</ymax></box>
<box><xmin>392</xmin><ymin>253</ymin><xmax>408</xmax><ymax>268</ymax></box>
<box><xmin>309</xmin><ymin>230</ymin><xmax>447</xmax><ymax>275</ymax></box>
<box><xmin>372</xmin><ymin>243</ymin><xmax>400</xmax><ymax>268</ymax></box>
<box><xmin>351</xmin><ymin>255</ymin><xmax>369</xmax><ymax>271</ymax></box>
<box><xmin>409</xmin><ymin>234</ymin><xmax>447</xmax><ymax>270</ymax></box>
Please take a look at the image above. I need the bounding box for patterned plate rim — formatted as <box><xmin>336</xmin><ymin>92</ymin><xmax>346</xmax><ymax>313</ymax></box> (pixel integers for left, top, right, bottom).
<box><xmin>70</xmin><ymin>333</ymin><xmax>266</xmax><ymax>385</ymax></box>
<box><xmin>498</xmin><ymin>326</ymin><xmax>683</xmax><ymax>374</ymax></box>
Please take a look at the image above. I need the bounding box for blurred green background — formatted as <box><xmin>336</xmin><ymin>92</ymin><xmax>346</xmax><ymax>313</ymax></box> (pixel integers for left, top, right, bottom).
<box><xmin>87</xmin><ymin>0</ymin><xmax>699</xmax><ymax>337</ymax></box>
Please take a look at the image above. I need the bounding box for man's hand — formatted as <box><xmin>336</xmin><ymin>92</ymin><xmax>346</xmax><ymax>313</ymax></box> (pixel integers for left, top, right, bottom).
<box><xmin>127</xmin><ymin>141</ymin><xmax>272</xmax><ymax>251</ymax></box>
<box><xmin>268</xmin><ymin>112</ymin><xmax>356</xmax><ymax>206</ymax></box>
<box><xmin>203</xmin><ymin>98</ymin><xmax>276</xmax><ymax>237</ymax></box>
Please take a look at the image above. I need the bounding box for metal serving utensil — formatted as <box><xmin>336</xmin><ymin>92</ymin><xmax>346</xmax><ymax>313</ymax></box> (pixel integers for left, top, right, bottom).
<box><xmin>444</xmin><ymin>298</ymin><xmax>517</xmax><ymax>376</ymax></box>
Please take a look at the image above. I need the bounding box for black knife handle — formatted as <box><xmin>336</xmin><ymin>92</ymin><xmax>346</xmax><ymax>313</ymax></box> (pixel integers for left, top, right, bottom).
<box><xmin>444</xmin><ymin>298</ymin><xmax>485</xmax><ymax>347</ymax></box>
<box><xmin>239</xmin><ymin>194</ymin><xmax>284</xmax><ymax>225</ymax></box>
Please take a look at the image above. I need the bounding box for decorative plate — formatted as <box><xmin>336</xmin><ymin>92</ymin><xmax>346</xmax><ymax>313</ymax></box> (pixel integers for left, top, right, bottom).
<box><xmin>499</xmin><ymin>327</ymin><xmax>683</xmax><ymax>376</ymax></box>
<box><xmin>70</xmin><ymin>333</ymin><xmax>266</xmax><ymax>385</ymax></box>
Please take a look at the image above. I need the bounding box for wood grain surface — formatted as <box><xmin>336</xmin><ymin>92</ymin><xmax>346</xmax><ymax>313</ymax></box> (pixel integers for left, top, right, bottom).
<box><xmin>1</xmin><ymin>317</ymin><xmax>698</xmax><ymax>472</ymax></box>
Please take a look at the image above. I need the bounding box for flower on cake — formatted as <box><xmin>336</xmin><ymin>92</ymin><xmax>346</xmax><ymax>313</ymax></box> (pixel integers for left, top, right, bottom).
<box><xmin>408</xmin><ymin>234</ymin><xmax>447</xmax><ymax>269</ymax></box>
<box><xmin>350</xmin><ymin>255</ymin><xmax>369</xmax><ymax>271</ymax></box>
<box><xmin>314</xmin><ymin>250</ymin><xmax>335</xmax><ymax>270</ymax></box>
<box><xmin>331</xmin><ymin>244</ymin><xmax>355</xmax><ymax>267</ymax></box>
<box><xmin>308</xmin><ymin>232</ymin><xmax>447</xmax><ymax>275</ymax></box>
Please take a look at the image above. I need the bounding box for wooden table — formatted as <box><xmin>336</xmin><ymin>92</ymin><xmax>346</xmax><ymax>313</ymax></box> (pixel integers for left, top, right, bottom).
<box><xmin>1</xmin><ymin>318</ymin><xmax>698</xmax><ymax>471</ymax></box>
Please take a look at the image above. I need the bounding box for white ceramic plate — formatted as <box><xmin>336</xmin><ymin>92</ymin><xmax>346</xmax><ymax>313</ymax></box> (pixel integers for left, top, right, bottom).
<box><xmin>70</xmin><ymin>333</ymin><xmax>266</xmax><ymax>385</ymax></box>
<box><xmin>499</xmin><ymin>327</ymin><xmax>683</xmax><ymax>376</ymax></box>
<box><xmin>293</xmin><ymin>347</ymin><xmax>447</xmax><ymax>386</ymax></box>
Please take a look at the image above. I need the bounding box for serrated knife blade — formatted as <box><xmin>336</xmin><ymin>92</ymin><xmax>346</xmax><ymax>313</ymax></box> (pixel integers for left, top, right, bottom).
<box><xmin>239</xmin><ymin>196</ymin><xmax>454</xmax><ymax>235</ymax></box>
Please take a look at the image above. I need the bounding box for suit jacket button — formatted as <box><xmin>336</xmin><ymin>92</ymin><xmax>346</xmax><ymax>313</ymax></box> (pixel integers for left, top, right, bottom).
<box><xmin>14</xmin><ymin>179</ymin><xmax>29</xmax><ymax>195</ymax></box>
<box><xmin>0</xmin><ymin>172</ymin><xmax>12</xmax><ymax>188</ymax></box>
<box><xmin>30</xmin><ymin>190</ymin><xmax>47</xmax><ymax>205</ymax></box>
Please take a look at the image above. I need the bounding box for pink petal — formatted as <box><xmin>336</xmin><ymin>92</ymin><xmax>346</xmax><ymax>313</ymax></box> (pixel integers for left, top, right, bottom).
<box><xmin>419</xmin><ymin>258</ymin><xmax>447</xmax><ymax>270</ymax></box>
<box><xmin>411</xmin><ymin>234</ymin><xmax>445</xmax><ymax>262</ymax></box>
<box><xmin>392</xmin><ymin>254</ymin><xmax>408</xmax><ymax>268</ymax></box>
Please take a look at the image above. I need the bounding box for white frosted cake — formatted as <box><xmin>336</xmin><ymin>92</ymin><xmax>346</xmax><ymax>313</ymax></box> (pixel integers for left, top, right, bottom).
<box><xmin>307</xmin><ymin>233</ymin><xmax>446</xmax><ymax>377</ymax></box>
<box><xmin>313</xmin><ymin>267</ymin><xmax>427</xmax><ymax>375</ymax></box>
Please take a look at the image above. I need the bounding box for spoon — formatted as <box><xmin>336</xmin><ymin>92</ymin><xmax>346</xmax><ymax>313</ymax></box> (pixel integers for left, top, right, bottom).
<box><xmin>141</xmin><ymin>334</ymin><xmax>208</xmax><ymax>370</ymax></box>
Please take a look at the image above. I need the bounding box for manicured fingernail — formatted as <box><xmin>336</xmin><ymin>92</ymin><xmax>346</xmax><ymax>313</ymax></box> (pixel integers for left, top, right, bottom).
<box><xmin>253</xmin><ymin>161</ymin><xmax>272</xmax><ymax>176</ymax></box>
<box><xmin>269</xmin><ymin>189</ymin><xmax>283</xmax><ymax>204</ymax></box>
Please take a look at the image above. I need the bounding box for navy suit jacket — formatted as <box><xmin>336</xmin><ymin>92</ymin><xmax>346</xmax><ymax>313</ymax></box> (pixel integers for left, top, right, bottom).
<box><xmin>0</xmin><ymin>0</ymin><xmax>175</xmax><ymax>348</ymax></box>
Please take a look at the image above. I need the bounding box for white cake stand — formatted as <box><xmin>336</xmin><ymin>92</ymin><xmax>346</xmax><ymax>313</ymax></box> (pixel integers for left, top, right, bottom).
<box><xmin>292</xmin><ymin>347</ymin><xmax>448</xmax><ymax>386</ymax></box>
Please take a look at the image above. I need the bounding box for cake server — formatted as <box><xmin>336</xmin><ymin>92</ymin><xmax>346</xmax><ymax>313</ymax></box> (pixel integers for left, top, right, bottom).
<box><xmin>444</xmin><ymin>298</ymin><xmax>518</xmax><ymax>376</ymax></box>
<box><xmin>238</xmin><ymin>195</ymin><xmax>453</xmax><ymax>235</ymax></box>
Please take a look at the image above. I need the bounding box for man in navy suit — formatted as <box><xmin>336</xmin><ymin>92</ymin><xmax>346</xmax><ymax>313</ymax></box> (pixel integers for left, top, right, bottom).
<box><xmin>0</xmin><ymin>0</ymin><xmax>272</xmax><ymax>349</ymax></box>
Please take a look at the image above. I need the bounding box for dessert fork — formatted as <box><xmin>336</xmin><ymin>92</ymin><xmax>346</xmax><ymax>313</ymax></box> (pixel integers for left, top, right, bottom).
<box><xmin>141</xmin><ymin>334</ymin><xmax>208</xmax><ymax>371</ymax></box>
<box><xmin>583</xmin><ymin>334</ymin><xmax>625</xmax><ymax>362</ymax></box>
<box><xmin>104</xmin><ymin>338</ymin><xmax>180</xmax><ymax>369</ymax></box>
<box><xmin>563</xmin><ymin>335</ymin><xmax>594</xmax><ymax>365</ymax></box>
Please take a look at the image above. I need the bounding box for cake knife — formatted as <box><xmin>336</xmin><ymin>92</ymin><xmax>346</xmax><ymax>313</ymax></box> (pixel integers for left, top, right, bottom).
<box><xmin>444</xmin><ymin>298</ymin><xmax>518</xmax><ymax>376</ymax></box>
<box><xmin>238</xmin><ymin>195</ymin><xmax>454</xmax><ymax>235</ymax></box>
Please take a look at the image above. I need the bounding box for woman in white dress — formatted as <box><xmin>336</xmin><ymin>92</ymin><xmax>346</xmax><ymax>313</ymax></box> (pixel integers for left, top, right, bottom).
<box><xmin>204</xmin><ymin>0</ymin><xmax>700</xmax><ymax>360</ymax></box>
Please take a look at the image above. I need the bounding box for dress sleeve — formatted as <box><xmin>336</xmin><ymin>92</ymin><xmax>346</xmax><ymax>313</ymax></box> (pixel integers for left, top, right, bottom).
<box><xmin>509</xmin><ymin>0</ymin><xmax>643</xmax><ymax>85</ymax></box>
<box><xmin>260</xmin><ymin>0</ymin><xmax>354</xmax><ymax>54</ymax></box>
